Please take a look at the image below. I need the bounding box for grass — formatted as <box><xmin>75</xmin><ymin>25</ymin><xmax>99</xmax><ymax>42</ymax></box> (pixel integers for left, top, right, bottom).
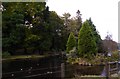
<box><xmin>2</xmin><ymin>55</ymin><xmax>49</xmax><ymax>60</ymax></box>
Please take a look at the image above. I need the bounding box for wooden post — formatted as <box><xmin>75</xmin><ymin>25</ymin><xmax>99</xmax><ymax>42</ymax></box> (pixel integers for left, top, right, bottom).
<box><xmin>116</xmin><ymin>61</ymin><xmax>119</xmax><ymax>74</ymax></box>
<box><xmin>118</xmin><ymin>62</ymin><xmax>120</xmax><ymax>77</ymax></box>
<box><xmin>106</xmin><ymin>62</ymin><xmax>109</xmax><ymax>79</ymax></box>
<box><xmin>61</xmin><ymin>63</ymin><xmax>65</xmax><ymax>79</ymax></box>
<box><xmin>108</xmin><ymin>62</ymin><xmax>110</xmax><ymax>77</ymax></box>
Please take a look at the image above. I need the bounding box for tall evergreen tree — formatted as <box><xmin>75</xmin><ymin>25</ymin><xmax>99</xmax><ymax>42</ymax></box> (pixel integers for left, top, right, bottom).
<box><xmin>76</xmin><ymin>10</ymin><xmax>82</xmax><ymax>31</ymax></box>
<box><xmin>87</xmin><ymin>18</ymin><xmax>103</xmax><ymax>53</ymax></box>
<box><xmin>66</xmin><ymin>32</ymin><xmax>76</xmax><ymax>53</ymax></box>
<box><xmin>78</xmin><ymin>20</ymin><xmax>97</xmax><ymax>58</ymax></box>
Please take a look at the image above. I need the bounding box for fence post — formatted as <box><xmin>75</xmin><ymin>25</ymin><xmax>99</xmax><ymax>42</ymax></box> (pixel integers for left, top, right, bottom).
<box><xmin>106</xmin><ymin>62</ymin><xmax>109</xmax><ymax>79</ymax></box>
<box><xmin>108</xmin><ymin>62</ymin><xmax>111</xmax><ymax>77</ymax></box>
<box><xmin>61</xmin><ymin>63</ymin><xmax>65</xmax><ymax>79</ymax></box>
<box><xmin>116</xmin><ymin>61</ymin><xmax>119</xmax><ymax>74</ymax></box>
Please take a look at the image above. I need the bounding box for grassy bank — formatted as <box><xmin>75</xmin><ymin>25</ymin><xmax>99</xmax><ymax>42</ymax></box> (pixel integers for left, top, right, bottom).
<box><xmin>2</xmin><ymin>55</ymin><xmax>49</xmax><ymax>60</ymax></box>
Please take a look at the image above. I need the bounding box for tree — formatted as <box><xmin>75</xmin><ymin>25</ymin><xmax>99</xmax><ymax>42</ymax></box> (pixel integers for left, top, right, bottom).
<box><xmin>62</xmin><ymin>13</ymin><xmax>71</xmax><ymax>32</ymax></box>
<box><xmin>62</xmin><ymin>10</ymin><xmax>82</xmax><ymax>38</ymax></box>
<box><xmin>66</xmin><ymin>32</ymin><xmax>76</xmax><ymax>53</ymax></box>
<box><xmin>102</xmin><ymin>33</ymin><xmax>118</xmax><ymax>53</ymax></box>
<box><xmin>76</xmin><ymin>10</ymin><xmax>82</xmax><ymax>31</ymax></box>
<box><xmin>2</xmin><ymin>2</ymin><xmax>25</xmax><ymax>54</ymax></box>
<box><xmin>2</xmin><ymin>2</ymin><xmax>47</xmax><ymax>55</ymax></box>
<box><xmin>78</xmin><ymin>20</ymin><xmax>97</xmax><ymax>58</ymax></box>
<box><xmin>2</xmin><ymin>2</ymin><xmax>68</xmax><ymax>55</ymax></box>
<box><xmin>87</xmin><ymin>18</ymin><xmax>103</xmax><ymax>53</ymax></box>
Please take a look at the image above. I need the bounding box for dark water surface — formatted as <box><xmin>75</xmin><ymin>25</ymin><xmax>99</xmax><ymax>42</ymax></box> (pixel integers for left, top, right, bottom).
<box><xmin>2</xmin><ymin>55</ymin><xmax>63</xmax><ymax>79</ymax></box>
<box><xmin>2</xmin><ymin>55</ymin><xmax>105</xmax><ymax>79</ymax></box>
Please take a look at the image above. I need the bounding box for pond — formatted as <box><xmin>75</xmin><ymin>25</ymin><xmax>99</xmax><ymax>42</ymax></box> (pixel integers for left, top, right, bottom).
<box><xmin>2</xmin><ymin>55</ymin><xmax>106</xmax><ymax>79</ymax></box>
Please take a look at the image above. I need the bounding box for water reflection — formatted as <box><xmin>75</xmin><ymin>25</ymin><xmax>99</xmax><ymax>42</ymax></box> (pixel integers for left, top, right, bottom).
<box><xmin>2</xmin><ymin>55</ymin><xmax>62</xmax><ymax>78</ymax></box>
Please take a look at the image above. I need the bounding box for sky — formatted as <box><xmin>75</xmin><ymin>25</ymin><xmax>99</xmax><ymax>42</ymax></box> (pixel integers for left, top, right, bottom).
<box><xmin>46</xmin><ymin>0</ymin><xmax>119</xmax><ymax>42</ymax></box>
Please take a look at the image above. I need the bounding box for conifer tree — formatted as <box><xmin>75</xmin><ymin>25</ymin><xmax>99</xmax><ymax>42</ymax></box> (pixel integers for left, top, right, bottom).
<box><xmin>78</xmin><ymin>20</ymin><xmax>97</xmax><ymax>58</ymax></box>
<box><xmin>66</xmin><ymin>32</ymin><xmax>76</xmax><ymax>53</ymax></box>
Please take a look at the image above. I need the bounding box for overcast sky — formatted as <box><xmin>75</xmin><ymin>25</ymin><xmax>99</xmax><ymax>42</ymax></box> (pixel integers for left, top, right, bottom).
<box><xmin>46</xmin><ymin>0</ymin><xmax>119</xmax><ymax>42</ymax></box>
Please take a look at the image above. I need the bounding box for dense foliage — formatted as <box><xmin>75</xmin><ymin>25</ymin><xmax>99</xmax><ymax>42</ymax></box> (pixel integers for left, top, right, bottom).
<box><xmin>2</xmin><ymin>2</ymin><xmax>104</xmax><ymax>59</ymax></box>
<box><xmin>2</xmin><ymin>2</ymin><xmax>67</xmax><ymax>55</ymax></box>
<box><xmin>87</xmin><ymin>18</ymin><xmax>103</xmax><ymax>53</ymax></box>
<box><xmin>66</xmin><ymin>32</ymin><xmax>76</xmax><ymax>53</ymax></box>
<box><xmin>78</xmin><ymin>20</ymin><xmax>97</xmax><ymax>58</ymax></box>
